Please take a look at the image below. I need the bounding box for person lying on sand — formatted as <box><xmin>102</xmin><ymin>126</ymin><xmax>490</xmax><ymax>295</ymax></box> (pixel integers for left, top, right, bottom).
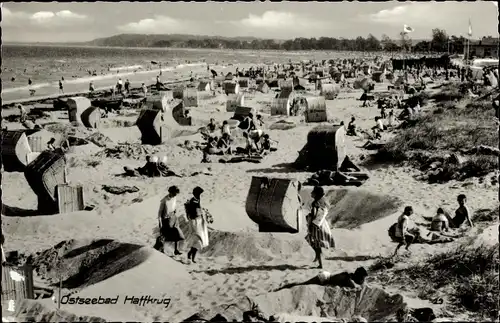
<box><xmin>157</xmin><ymin>156</ymin><xmax>183</xmax><ymax>177</ymax></box>
<box><xmin>274</xmin><ymin>267</ymin><xmax>368</xmax><ymax>291</ymax></box>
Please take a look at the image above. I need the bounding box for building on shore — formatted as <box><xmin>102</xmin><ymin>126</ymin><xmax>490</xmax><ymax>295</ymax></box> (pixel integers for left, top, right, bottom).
<box><xmin>469</xmin><ymin>37</ymin><xmax>499</xmax><ymax>58</ymax></box>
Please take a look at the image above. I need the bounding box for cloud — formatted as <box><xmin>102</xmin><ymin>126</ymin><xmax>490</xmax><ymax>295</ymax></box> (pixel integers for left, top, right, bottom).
<box><xmin>30</xmin><ymin>10</ymin><xmax>87</xmax><ymax>24</ymax></box>
<box><xmin>1</xmin><ymin>7</ymin><xmax>30</xmax><ymax>25</ymax></box>
<box><xmin>233</xmin><ymin>11</ymin><xmax>326</xmax><ymax>30</ymax></box>
<box><xmin>117</xmin><ymin>16</ymin><xmax>188</xmax><ymax>33</ymax></box>
<box><xmin>365</xmin><ymin>3</ymin><xmax>454</xmax><ymax>27</ymax></box>
<box><xmin>1</xmin><ymin>7</ymin><xmax>88</xmax><ymax>27</ymax></box>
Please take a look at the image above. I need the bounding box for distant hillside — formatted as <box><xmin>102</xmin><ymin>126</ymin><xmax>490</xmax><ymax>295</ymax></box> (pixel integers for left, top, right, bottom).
<box><xmin>82</xmin><ymin>34</ymin><xmax>266</xmax><ymax>48</ymax></box>
<box><xmin>6</xmin><ymin>33</ymin><xmax>458</xmax><ymax>53</ymax></box>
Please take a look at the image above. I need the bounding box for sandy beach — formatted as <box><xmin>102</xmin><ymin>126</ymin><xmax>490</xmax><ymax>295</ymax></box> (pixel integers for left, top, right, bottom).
<box><xmin>2</xmin><ymin>54</ymin><xmax>498</xmax><ymax>322</ymax></box>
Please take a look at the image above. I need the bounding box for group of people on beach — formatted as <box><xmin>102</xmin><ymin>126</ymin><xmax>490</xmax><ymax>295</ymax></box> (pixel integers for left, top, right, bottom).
<box><xmin>199</xmin><ymin>112</ymin><xmax>276</xmax><ymax>162</ymax></box>
<box><xmin>391</xmin><ymin>194</ymin><xmax>474</xmax><ymax>257</ymax></box>
<box><xmin>155</xmin><ymin>180</ymin><xmax>370</xmax><ymax>291</ymax></box>
<box><xmin>156</xmin><ymin>185</ymin><xmax>212</xmax><ymax>263</ymax></box>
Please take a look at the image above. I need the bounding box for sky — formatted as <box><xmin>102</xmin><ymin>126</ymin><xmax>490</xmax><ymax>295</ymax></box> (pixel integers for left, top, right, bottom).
<box><xmin>2</xmin><ymin>1</ymin><xmax>499</xmax><ymax>43</ymax></box>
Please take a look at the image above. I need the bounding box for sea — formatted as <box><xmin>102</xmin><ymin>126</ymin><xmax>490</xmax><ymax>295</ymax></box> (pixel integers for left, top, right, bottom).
<box><xmin>1</xmin><ymin>44</ymin><xmax>376</xmax><ymax>92</ymax></box>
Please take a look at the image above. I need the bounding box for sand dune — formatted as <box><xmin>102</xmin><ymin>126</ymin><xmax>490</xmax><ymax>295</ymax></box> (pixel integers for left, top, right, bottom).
<box><xmin>253</xmin><ymin>284</ymin><xmax>406</xmax><ymax>321</ymax></box>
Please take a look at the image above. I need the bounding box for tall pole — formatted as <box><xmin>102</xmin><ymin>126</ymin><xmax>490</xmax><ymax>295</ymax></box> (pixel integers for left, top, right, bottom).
<box><xmin>401</xmin><ymin>32</ymin><xmax>406</xmax><ymax>76</ymax></box>
<box><xmin>467</xmin><ymin>37</ymin><xmax>470</xmax><ymax>65</ymax></box>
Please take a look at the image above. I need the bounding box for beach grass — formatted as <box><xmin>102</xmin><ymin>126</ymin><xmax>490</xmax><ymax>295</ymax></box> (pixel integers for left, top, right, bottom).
<box><xmin>377</xmin><ymin>96</ymin><xmax>498</xmax><ymax>182</ymax></box>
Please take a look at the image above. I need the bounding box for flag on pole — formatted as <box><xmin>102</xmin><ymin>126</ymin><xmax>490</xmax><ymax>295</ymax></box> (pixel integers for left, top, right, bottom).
<box><xmin>403</xmin><ymin>24</ymin><xmax>414</xmax><ymax>33</ymax></box>
<box><xmin>468</xmin><ymin>19</ymin><xmax>472</xmax><ymax>37</ymax></box>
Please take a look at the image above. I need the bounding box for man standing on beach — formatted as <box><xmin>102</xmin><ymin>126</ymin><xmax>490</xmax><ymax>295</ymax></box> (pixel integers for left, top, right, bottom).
<box><xmin>117</xmin><ymin>78</ymin><xmax>123</xmax><ymax>92</ymax></box>
<box><xmin>59</xmin><ymin>80</ymin><xmax>64</xmax><ymax>94</ymax></box>
<box><xmin>125</xmin><ymin>79</ymin><xmax>130</xmax><ymax>93</ymax></box>
<box><xmin>18</xmin><ymin>104</ymin><xmax>27</xmax><ymax>123</ymax></box>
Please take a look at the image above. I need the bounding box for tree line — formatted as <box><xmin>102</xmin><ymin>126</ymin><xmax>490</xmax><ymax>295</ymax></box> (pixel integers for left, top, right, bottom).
<box><xmin>93</xmin><ymin>29</ymin><xmax>476</xmax><ymax>54</ymax></box>
<box><xmin>152</xmin><ymin>29</ymin><xmax>470</xmax><ymax>54</ymax></box>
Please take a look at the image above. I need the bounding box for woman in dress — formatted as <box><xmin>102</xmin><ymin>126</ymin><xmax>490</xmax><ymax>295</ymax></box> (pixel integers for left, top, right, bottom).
<box><xmin>158</xmin><ymin>186</ymin><xmax>183</xmax><ymax>255</ymax></box>
<box><xmin>185</xmin><ymin>187</ymin><xmax>210</xmax><ymax>263</ymax></box>
<box><xmin>306</xmin><ymin>186</ymin><xmax>335</xmax><ymax>269</ymax></box>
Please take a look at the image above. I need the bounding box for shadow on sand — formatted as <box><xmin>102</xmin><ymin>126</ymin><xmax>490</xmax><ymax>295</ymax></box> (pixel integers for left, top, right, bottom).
<box><xmin>325</xmin><ymin>255</ymin><xmax>382</xmax><ymax>262</ymax></box>
<box><xmin>197</xmin><ymin>264</ymin><xmax>308</xmax><ymax>276</ymax></box>
<box><xmin>58</xmin><ymin>242</ymin><xmax>145</xmax><ymax>289</ymax></box>
<box><xmin>63</xmin><ymin>239</ymin><xmax>114</xmax><ymax>259</ymax></box>
<box><xmin>246</xmin><ymin>163</ymin><xmax>305</xmax><ymax>174</ymax></box>
<box><xmin>2</xmin><ymin>204</ymin><xmax>41</xmax><ymax>217</ymax></box>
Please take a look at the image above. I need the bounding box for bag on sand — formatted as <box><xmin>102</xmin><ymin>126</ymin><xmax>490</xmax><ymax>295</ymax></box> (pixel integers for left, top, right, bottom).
<box><xmin>153</xmin><ymin>235</ymin><xmax>164</xmax><ymax>252</ymax></box>
<box><xmin>388</xmin><ymin>223</ymin><xmax>398</xmax><ymax>242</ymax></box>
<box><xmin>185</xmin><ymin>199</ymin><xmax>198</xmax><ymax>220</ymax></box>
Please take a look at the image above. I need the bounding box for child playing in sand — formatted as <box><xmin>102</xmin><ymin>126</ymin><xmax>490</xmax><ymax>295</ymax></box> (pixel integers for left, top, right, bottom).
<box><xmin>275</xmin><ymin>267</ymin><xmax>368</xmax><ymax>291</ymax></box>
<box><xmin>221</xmin><ymin>120</ymin><xmax>231</xmax><ymax>137</ymax></box>
<box><xmin>347</xmin><ymin>117</ymin><xmax>357</xmax><ymax>136</ymax></box>
<box><xmin>430</xmin><ymin>208</ymin><xmax>450</xmax><ymax>232</ymax></box>
<box><xmin>242</xmin><ymin>132</ymin><xmax>254</xmax><ymax>157</ymax></box>
<box><xmin>207</xmin><ymin>118</ymin><xmax>217</xmax><ymax>133</ymax></box>
<box><xmin>259</xmin><ymin>134</ymin><xmax>277</xmax><ymax>156</ymax></box>
<box><xmin>255</xmin><ymin>114</ymin><xmax>265</xmax><ymax>128</ymax></box>
<box><xmin>47</xmin><ymin>138</ymin><xmax>56</xmax><ymax>151</ymax></box>
<box><xmin>306</xmin><ymin>186</ymin><xmax>335</xmax><ymax>269</ymax></box>
<box><xmin>217</xmin><ymin>133</ymin><xmax>232</xmax><ymax>155</ymax></box>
